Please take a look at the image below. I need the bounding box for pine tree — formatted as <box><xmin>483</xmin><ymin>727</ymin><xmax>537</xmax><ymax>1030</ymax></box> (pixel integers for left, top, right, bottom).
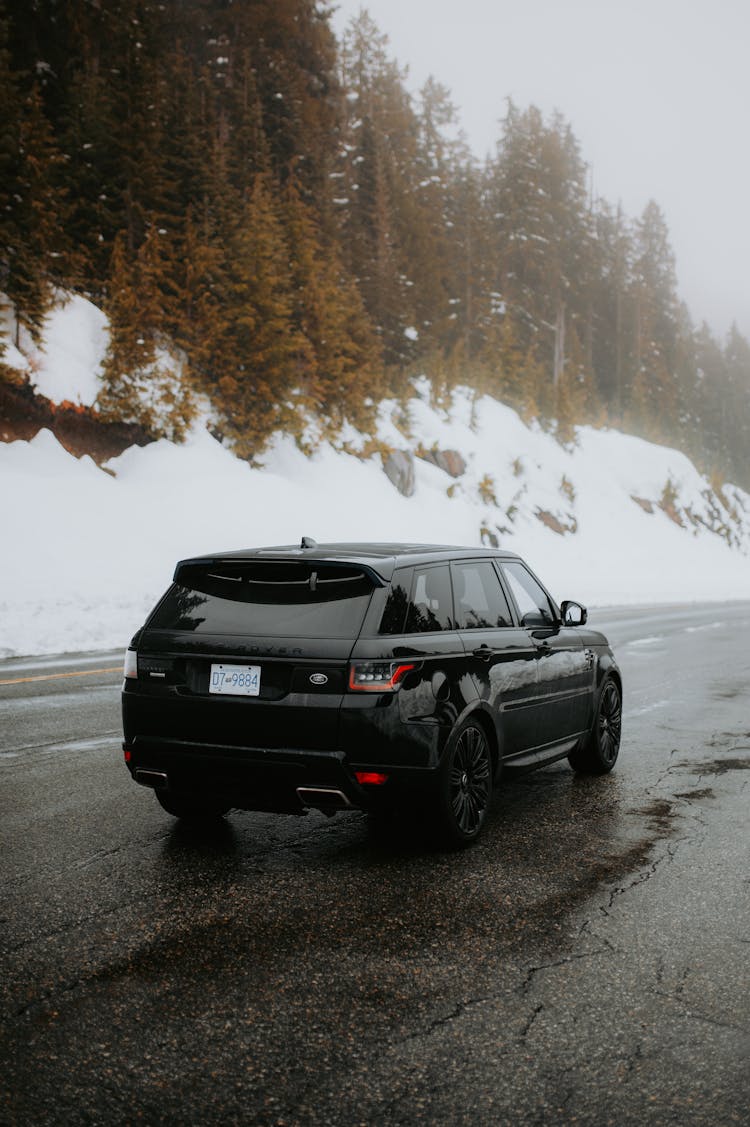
<box><xmin>99</xmin><ymin>228</ymin><xmax>195</xmax><ymax>439</ymax></box>
<box><xmin>590</xmin><ymin>202</ymin><xmax>633</xmax><ymax>421</ymax></box>
<box><xmin>628</xmin><ymin>200</ymin><xmax>680</xmax><ymax>436</ymax></box>
<box><xmin>402</xmin><ymin>78</ymin><xmax>461</xmax><ymax>351</ymax></box>
<box><xmin>722</xmin><ymin>325</ymin><xmax>750</xmax><ymax>485</ymax></box>
<box><xmin>0</xmin><ymin>0</ymin><xmax>19</xmax><ymax>351</ymax></box>
<box><xmin>205</xmin><ymin>175</ymin><xmax>308</xmax><ymax>458</ymax></box>
<box><xmin>335</xmin><ymin>12</ymin><xmax>416</xmax><ymax>368</ymax></box>
<box><xmin>0</xmin><ymin>81</ymin><xmax>73</xmax><ymax>346</ymax></box>
<box><xmin>486</xmin><ymin>104</ymin><xmax>592</xmax><ymax>397</ymax></box>
<box><xmin>445</xmin><ymin>156</ymin><xmax>490</xmax><ymax>368</ymax></box>
<box><xmin>283</xmin><ymin>181</ymin><xmax>380</xmax><ymax>432</ymax></box>
<box><xmin>691</xmin><ymin>322</ymin><xmax>726</xmax><ymax>466</ymax></box>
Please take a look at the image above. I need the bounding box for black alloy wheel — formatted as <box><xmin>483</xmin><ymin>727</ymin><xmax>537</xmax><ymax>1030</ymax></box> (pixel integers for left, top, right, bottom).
<box><xmin>569</xmin><ymin>676</ymin><xmax>622</xmax><ymax>774</ymax></box>
<box><xmin>437</xmin><ymin>720</ymin><xmax>493</xmax><ymax>845</ymax></box>
<box><xmin>598</xmin><ymin>679</ymin><xmax>622</xmax><ymax>766</ymax></box>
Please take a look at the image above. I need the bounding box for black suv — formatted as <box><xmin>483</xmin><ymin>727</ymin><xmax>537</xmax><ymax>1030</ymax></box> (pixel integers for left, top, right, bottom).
<box><xmin>122</xmin><ymin>541</ymin><xmax>621</xmax><ymax>844</ymax></box>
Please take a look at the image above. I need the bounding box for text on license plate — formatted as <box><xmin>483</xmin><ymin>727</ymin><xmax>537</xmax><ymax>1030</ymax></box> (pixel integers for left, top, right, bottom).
<box><xmin>209</xmin><ymin>664</ymin><xmax>261</xmax><ymax>696</ymax></box>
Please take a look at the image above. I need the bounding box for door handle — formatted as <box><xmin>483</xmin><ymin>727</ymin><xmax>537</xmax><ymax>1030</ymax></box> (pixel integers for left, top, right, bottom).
<box><xmin>533</xmin><ymin>640</ymin><xmax>551</xmax><ymax>654</ymax></box>
<box><xmin>472</xmin><ymin>645</ymin><xmax>493</xmax><ymax>661</ymax></box>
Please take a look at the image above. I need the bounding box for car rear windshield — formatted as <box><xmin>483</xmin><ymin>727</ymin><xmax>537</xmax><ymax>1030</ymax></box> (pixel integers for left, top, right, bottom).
<box><xmin>147</xmin><ymin>561</ymin><xmax>376</xmax><ymax>639</ymax></box>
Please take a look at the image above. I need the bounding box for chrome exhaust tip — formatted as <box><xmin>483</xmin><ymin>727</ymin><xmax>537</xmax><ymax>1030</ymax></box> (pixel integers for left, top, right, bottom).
<box><xmin>296</xmin><ymin>786</ymin><xmax>353</xmax><ymax>811</ymax></box>
<box><xmin>134</xmin><ymin>769</ymin><xmax>169</xmax><ymax>790</ymax></box>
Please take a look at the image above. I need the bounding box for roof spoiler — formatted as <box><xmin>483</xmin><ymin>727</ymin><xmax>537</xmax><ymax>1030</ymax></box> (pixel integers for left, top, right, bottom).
<box><xmin>173</xmin><ymin>556</ymin><xmax>388</xmax><ymax>588</ymax></box>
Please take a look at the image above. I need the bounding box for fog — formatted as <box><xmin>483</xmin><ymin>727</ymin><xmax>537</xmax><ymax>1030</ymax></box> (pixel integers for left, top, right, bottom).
<box><xmin>331</xmin><ymin>0</ymin><xmax>750</xmax><ymax>340</ymax></box>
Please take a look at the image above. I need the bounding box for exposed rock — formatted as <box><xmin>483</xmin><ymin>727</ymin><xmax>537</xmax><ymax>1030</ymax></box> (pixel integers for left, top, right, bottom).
<box><xmin>435</xmin><ymin>448</ymin><xmax>466</xmax><ymax>478</ymax></box>
<box><xmin>383</xmin><ymin>449</ymin><xmax>415</xmax><ymax>497</ymax></box>
<box><xmin>0</xmin><ymin>378</ymin><xmax>153</xmax><ymax>463</ymax></box>
<box><xmin>417</xmin><ymin>446</ymin><xmax>466</xmax><ymax>478</ymax></box>
<box><xmin>658</xmin><ymin>497</ymin><xmax>684</xmax><ymax>527</ymax></box>
<box><xmin>535</xmin><ymin>508</ymin><xmax>578</xmax><ymax>535</ymax></box>
<box><xmin>631</xmin><ymin>495</ymin><xmax>654</xmax><ymax>514</ymax></box>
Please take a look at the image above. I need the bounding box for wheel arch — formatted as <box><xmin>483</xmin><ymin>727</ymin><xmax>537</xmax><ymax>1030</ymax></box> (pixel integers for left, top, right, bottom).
<box><xmin>454</xmin><ymin>702</ymin><xmax>502</xmax><ymax>781</ymax></box>
<box><xmin>597</xmin><ymin>655</ymin><xmax>622</xmax><ymax>699</ymax></box>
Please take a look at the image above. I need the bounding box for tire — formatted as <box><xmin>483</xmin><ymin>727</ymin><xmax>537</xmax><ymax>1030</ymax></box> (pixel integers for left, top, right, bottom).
<box><xmin>155</xmin><ymin>790</ymin><xmax>231</xmax><ymax>820</ymax></box>
<box><xmin>433</xmin><ymin>718</ymin><xmax>493</xmax><ymax>846</ymax></box>
<box><xmin>569</xmin><ymin>677</ymin><xmax>622</xmax><ymax>774</ymax></box>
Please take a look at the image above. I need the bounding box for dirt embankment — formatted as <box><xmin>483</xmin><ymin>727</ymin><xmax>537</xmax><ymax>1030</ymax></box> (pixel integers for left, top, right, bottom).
<box><xmin>0</xmin><ymin>378</ymin><xmax>152</xmax><ymax>464</ymax></box>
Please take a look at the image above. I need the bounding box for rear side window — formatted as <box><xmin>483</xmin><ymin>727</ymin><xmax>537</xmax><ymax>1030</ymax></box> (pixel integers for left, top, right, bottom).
<box><xmin>148</xmin><ymin>562</ymin><xmax>375</xmax><ymax>639</ymax></box>
<box><xmin>379</xmin><ymin>568</ymin><xmax>412</xmax><ymax>635</ymax></box>
<box><xmin>453</xmin><ymin>560</ymin><xmax>513</xmax><ymax>629</ymax></box>
<box><xmin>405</xmin><ymin>565</ymin><xmax>454</xmax><ymax>633</ymax></box>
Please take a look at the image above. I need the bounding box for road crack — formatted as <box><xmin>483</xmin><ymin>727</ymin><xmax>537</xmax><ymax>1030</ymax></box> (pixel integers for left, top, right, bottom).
<box><xmin>600</xmin><ymin>842</ymin><xmax>678</xmax><ymax>916</ymax></box>
<box><xmin>397</xmin><ymin>994</ymin><xmax>493</xmax><ymax>1045</ymax></box>
<box><xmin>519</xmin><ymin>1002</ymin><xmax>544</xmax><ymax>1041</ymax></box>
<box><xmin>519</xmin><ymin>947</ymin><xmax>609</xmax><ymax>995</ymax></box>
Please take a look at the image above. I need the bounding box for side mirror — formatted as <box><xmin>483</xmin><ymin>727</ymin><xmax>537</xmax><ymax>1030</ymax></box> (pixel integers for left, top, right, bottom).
<box><xmin>560</xmin><ymin>600</ymin><xmax>587</xmax><ymax>627</ymax></box>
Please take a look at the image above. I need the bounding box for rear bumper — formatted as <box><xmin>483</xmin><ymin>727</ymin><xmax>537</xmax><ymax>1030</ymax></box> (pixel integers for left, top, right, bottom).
<box><xmin>124</xmin><ymin>735</ymin><xmax>437</xmax><ymax>815</ymax></box>
<box><xmin>122</xmin><ymin>681</ymin><xmax>449</xmax><ymax>814</ymax></box>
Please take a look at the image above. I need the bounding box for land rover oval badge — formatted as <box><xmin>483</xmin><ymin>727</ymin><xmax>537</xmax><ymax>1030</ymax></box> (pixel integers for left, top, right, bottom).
<box><xmin>310</xmin><ymin>673</ymin><xmax>328</xmax><ymax>686</ymax></box>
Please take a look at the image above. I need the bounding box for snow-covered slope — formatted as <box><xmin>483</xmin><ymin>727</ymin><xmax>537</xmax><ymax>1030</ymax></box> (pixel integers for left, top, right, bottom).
<box><xmin>1</xmin><ymin>292</ymin><xmax>107</xmax><ymax>407</ymax></box>
<box><xmin>1</xmin><ymin>297</ymin><xmax>749</xmax><ymax>657</ymax></box>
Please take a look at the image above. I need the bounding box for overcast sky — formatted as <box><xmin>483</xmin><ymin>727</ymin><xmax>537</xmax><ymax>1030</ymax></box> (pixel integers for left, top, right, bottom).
<box><xmin>330</xmin><ymin>0</ymin><xmax>750</xmax><ymax>341</ymax></box>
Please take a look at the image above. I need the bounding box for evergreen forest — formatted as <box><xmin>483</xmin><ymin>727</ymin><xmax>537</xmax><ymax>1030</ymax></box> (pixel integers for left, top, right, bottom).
<box><xmin>1</xmin><ymin>0</ymin><xmax>748</xmax><ymax>488</ymax></box>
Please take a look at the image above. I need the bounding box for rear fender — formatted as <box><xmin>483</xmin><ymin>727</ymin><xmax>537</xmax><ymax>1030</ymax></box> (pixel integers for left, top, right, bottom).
<box><xmin>445</xmin><ymin>700</ymin><xmax>503</xmax><ymax>781</ymax></box>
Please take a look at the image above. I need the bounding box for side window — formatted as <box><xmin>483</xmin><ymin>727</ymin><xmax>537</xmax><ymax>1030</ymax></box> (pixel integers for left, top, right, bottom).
<box><xmin>501</xmin><ymin>560</ymin><xmax>556</xmax><ymax>626</ymax></box>
<box><xmin>405</xmin><ymin>565</ymin><xmax>454</xmax><ymax>633</ymax></box>
<box><xmin>453</xmin><ymin>561</ymin><xmax>513</xmax><ymax>629</ymax></box>
<box><xmin>378</xmin><ymin>568</ymin><xmax>412</xmax><ymax>635</ymax></box>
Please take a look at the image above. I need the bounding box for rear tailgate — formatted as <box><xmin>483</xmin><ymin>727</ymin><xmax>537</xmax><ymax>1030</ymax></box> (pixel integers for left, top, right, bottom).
<box><xmin>132</xmin><ymin>629</ymin><xmax>354</xmax><ymax>751</ymax></box>
<box><xmin>125</xmin><ymin>558</ymin><xmax>379</xmax><ymax>753</ymax></box>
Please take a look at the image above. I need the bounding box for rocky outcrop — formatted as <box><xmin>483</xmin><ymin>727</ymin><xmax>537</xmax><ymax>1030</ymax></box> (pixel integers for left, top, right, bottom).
<box><xmin>0</xmin><ymin>378</ymin><xmax>153</xmax><ymax>463</ymax></box>
<box><xmin>535</xmin><ymin>508</ymin><xmax>578</xmax><ymax>535</ymax></box>
<box><xmin>383</xmin><ymin>449</ymin><xmax>416</xmax><ymax>496</ymax></box>
<box><xmin>417</xmin><ymin>447</ymin><xmax>467</xmax><ymax>478</ymax></box>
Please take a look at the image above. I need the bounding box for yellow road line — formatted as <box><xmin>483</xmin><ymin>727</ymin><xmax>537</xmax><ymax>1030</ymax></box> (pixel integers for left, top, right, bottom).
<box><xmin>0</xmin><ymin>666</ymin><xmax>123</xmax><ymax>686</ymax></box>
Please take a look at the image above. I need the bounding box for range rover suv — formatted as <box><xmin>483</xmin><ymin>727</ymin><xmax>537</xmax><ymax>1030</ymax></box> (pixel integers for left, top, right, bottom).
<box><xmin>122</xmin><ymin>541</ymin><xmax>622</xmax><ymax>844</ymax></box>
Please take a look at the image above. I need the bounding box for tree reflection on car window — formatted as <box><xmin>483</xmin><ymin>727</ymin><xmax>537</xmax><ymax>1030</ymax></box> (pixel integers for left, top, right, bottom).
<box><xmin>151</xmin><ymin>587</ymin><xmax>208</xmax><ymax>632</ymax></box>
<box><xmin>453</xmin><ymin>561</ymin><xmax>513</xmax><ymax>629</ymax></box>
<box><xmin>405</xmin><ymin>566</ymin><xmax>453</xmax><ymax>633</ymax></box>
<box><xmin>501</xmin><ymin>561</ymin><xmax>555</xmax><ymax>624</ymax></box>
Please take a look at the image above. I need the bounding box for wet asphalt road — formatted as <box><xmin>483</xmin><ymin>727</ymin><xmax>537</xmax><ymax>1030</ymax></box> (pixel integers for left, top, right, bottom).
<box><xmin>1</xmin><ymin>605</ymin><xmax>749</xmax><ymax>1126</ymax></box>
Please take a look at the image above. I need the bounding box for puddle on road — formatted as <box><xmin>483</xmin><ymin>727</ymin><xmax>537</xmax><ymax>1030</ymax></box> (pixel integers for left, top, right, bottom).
<box><xmin>673</xmin><ymin>787</ymin><xmax>715</xmax><ymax>801</ymax></box>
<box><xmin>687</xmin><ymin>756</ymin><xmax>750</xmax><ymax>776</ymax></box>
<box><xmin>634</xmin><ymin>798</ymin><xmax>677</xmax><ymax>831</ymax></box>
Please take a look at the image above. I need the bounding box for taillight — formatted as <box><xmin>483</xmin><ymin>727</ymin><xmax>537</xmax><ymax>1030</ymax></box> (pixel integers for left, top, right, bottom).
<box><xmin>355</xmin><ymin>771</ymin><xmax>389</xmax><ymax>786</ymax></box>
<box><xmin>123</xmin><ymin>648</ymin><xmax>138</xmax><ymax>679</ymax></box>
<box><xmin>348</xmin><ymin>661</ymin><xmax>415</xmax><ymax>692</ymax></box>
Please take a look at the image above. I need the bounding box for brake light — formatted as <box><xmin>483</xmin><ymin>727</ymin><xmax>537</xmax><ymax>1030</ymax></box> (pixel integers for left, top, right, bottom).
<box><xmin>355</xmin><ymin>771</ymin><xmax>389</xmax><ymax>786</ymax></box>
<box><xmin>348</xmin><ymin>661</ymin><xmax>415</xmax><ymax>692</ymax></box>
<box><xmin>123</xmin><ymin>648</ymin><xmax>138</xmax><ymax>679</ymax></box>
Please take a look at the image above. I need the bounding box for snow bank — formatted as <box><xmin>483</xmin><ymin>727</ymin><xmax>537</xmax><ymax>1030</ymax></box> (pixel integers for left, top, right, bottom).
<box><xmin>1</xmin><ymin>403</ymin><xmax>749</xmax><ymax>657</ymax></box>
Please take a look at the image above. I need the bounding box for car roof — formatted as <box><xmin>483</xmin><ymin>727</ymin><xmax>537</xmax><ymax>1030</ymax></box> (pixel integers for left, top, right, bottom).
<box><xmin>175</xmin><ymin>542</ymin><xmax>522</xmax><ymax>585</ymax></box>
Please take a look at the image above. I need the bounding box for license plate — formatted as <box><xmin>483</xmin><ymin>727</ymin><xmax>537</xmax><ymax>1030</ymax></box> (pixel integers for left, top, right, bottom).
<box><xmin>209</xmin><ymin>664</ymin><xmax>261</xmax><ymax>696</ymax></box>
